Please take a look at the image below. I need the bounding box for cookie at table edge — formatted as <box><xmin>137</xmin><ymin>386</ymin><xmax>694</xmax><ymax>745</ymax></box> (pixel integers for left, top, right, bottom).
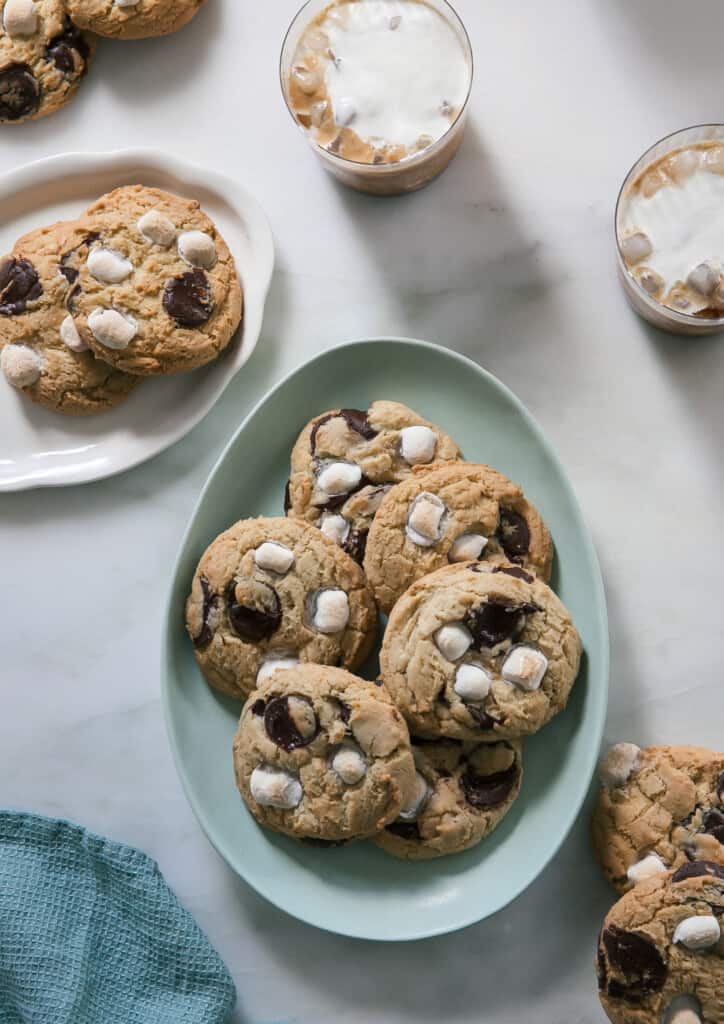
<box><xmin>596</xmin><ymin>866</ymin><xmax>724</xmax><ymax>1024</ymax></box>
<box><xmin>0</xmin><ymin>0</ymin><xmax>94</xmax><ymax>125</ymax></box>
<box><xmin>591</xmin><ymin>742</ymin><xmax>724</xmax><ymax>894</ymax></box>
<box><xmin>63</xmin><ymin>0</ymin><xmax>207</xmax><ymax>40</ymax></box>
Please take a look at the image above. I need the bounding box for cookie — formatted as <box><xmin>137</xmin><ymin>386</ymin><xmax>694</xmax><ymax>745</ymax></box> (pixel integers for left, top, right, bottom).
<box><xmin>64</xmin><ymin>0</ymin><xmax>206</xmax><ymax>40</ymax></box>
<box><xmin>64</xmin><ymin>185</ymin><xmax>242</xmax><ymax>375</ymax></box>
<box><xmin>185</xmin><ymin>516</ymin><xmax>378</xmax><ymax>701</ymax></box>
<box><xmin>379</xmin><ymin>561</ymin><xmax>581</xmax><ymax>741</ymax></box>
<box><xmin>286</xmin><ymin>401</ymin><xmax>462</xmax><ymax>563</ymax></box>
<box><xmin>591</xmin><ymin>744</ymin><xmax>724</xmax><ymax>895</ymax></box>
<box><xmin>0</xmin><ymin>221</ymin><xmax>139</xmax><ymax>414</ymax></box>
<box><xmin>374</xmin><ymin>738</ymin><xmax>522</xmax><ymax>860</ymax></box>
<box><xmin>596</xmin><ymin>865</ymin><xmax>724</xmax><ymax>1024</ymax></box>
<box><xmin>232</xmin><ymin>663</ymin><xmax>417</xmax><ymax>843</ymax></box>
<box><xmin>0</xmin><ymin>0</ymin><xmax>93</xmax><ymax>123</ymax></box>
<box><xmin>364</xmin><ymin>461</ymin><xmax>553</xmax><ymax>613</ymax></box>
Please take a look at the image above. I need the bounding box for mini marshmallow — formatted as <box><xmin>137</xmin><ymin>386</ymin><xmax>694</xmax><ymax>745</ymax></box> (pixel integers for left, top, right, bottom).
<box><xmin>310</xmin><ymin>588</ymin><xmax>349</xmax><ymax>633</ymax></box>
<box><xmin>137</xmin><ymin>210</ymin><xmax>176</xmax><ymax>247</ymax></box>
<box><xmin>316</xmin><ymin>461</ymin><xmax>362</xmax><ymax>496</ymax></box>
<box><xmin>449</xmin><ymin>532</ymin><xmax>488</xmax><ymax>563</ymax></box>
<box><xmin>87</xmin><ymin>247</ymin><xmax>134</xmax><ymax>284</ymax></box>
<box><xmin>705</xmin><ymin>147</ymin><xmax>724</xmax><ymax>175</ymax></box>
<box><xmin>334</xmin><ymin>97</ymin><xmax>357</xmax><ymax>126</ymax></box>
<box><xmin>620</xmin><ymin>231</ymin><xmax>652</xmax><ymax>266</ymax></box>
<box><xmin>331</xmin><ymin>742</ymin><xmax>367</xmax><ymax>785</ymax></box>
<box><xmin>406</xmin><ymin>492</ymin><xmax>446</xmax><ymax>547</ymax></box>
<box><xmin>398</xmin><ymin>771</ymin><xmax>431</xmax><ymax>821</ymax></box>
<box><xmin>454</xmin><ymin>663</ymin><xmax>492</xmax><ymax>703</ymax></box>
<box><xmin>687</xmin><ymin>261</ymin><xmax>720</xmax><ymax>296</ymax></box>
<box><xmin>626</xmin><ymin>853</ymin><xmax>667</xmax><ymax>885</ymax></box>
<box><xmin>663</xmin><ymin>996</ymin><xmax>703</xmax><ymax>1024</ymax></box>
<box><xmin>2</xmin><ymin>0</ymin><xmax>37</xmax><ymax>36</ymax></box>
<box><xmin>599</xmin><ymin>742</ymin><xmax>641</xmax><ymax>788</ymax></box>
<box><xmin>250</xmin><ymin>765</ymin><xmax>302</xmax><ymax>809</ymax></box>
<box><xmin>638</xmin><ymin>269</ymin><xmax>665</xmax><ymax>297</ymax></box>
<box><xmin>400</xmin><ymin>425</ymin><xmax>437</xmax><ymax>465</ymax></box>
<box><xmin>256</xmin><ymin>656</ymin><xmax>299</xmax><ymax>685</ymax></box>
<box><xmin>292</xmin><ymin>64</ymin><xmax>322</xmax><ymax>95</ymax></box>
<box><xmin>177</xmin><ymin>230</ymin><xmax>217</xmax><ymax>270</ymax></box>
<box><xmin>320</xmin><ymin>514</ymin><xmax>350</xmax><ymax>546</ymax></box>
<box><xmin>59</xmin><ymin>315</ymin><xmax>88</xmax><ymax>353</ymax></box>
<box><xmin>254</xmin><ymin>541</ymin><xmax>295</xmax><ymax>574</ymax></box>
<box><xmin>434</xmin><ymin>622</ymin><xmax>472</xmax><ymax>662</ymax></box>
<box><xmin>673</xmin><ymin>915</ymin><xmax>721</xmax><ymax>951</ymax></box>
<box><xmin>310</xmin><ymin>100</ymin><xmax>328</xmax><ymax>128</ymax></box>
<box><xmin>88</xmin><ymin>308</ymin><xmax>138</xmax><ymax>350</ymax></box>
<box><xmin>0</xmin><ymin>344</ymin><xmax>41</xmax><ymax>387</ymax></box>
<box><xmin>665</xmin><ymin>148</ymin><xmax>701</xmax><ymax>184</ymax></box>
<box><xmin>501</xmin><ymin>645</ymin><xmax>548</xmax><ymax>691</ymax></box>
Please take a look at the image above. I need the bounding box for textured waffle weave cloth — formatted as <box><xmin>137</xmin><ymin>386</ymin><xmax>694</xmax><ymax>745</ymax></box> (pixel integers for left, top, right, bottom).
<box><xmin>0</xmin><ymin>811</ymin><xmax>235</xmax><ymax>1024</ymax></box>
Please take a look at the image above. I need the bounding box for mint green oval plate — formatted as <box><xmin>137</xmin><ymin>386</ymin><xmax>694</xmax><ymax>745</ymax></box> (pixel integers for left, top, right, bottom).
<box><xmin>162</xmin><ymin>338</ymin><xmax>608</xmax><ymax>941</ymax></box>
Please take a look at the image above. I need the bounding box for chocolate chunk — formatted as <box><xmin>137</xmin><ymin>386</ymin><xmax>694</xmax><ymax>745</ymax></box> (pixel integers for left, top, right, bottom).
<box><xmin>309</xmin><ymin>408</ymin><xmax>377</xmax><ymax>452</ymax></box>
<box><xmin>283</xmin><ymin>479</ymin><xmax>292</xmax><ymax>513</ymax></box>
<box><xmin>467</xmin><ymin>705</ymin><xmax>501</xmax><ymax>731</ymax></box>
<box><xmin>226</xmin><ymin>579</ymin><xmax>281</xmax><ymax>642</ymax></box>
<box><xmin>163</xmin><ymin>268</ymin><xmax>213</xmax><ymax>327</ymax></box>
<box><xmin>672</xmin><ymin>860</ymin><xmax>724</xmax><ymax>883</ymax></box>
<box><xmin>465</xmin><ymin>597</ymin><xmax>539</xmax><ymax>649</ymax></box>
<box><xmin>436</xmin><ymin>685</ymin><xmax>450</xmax><ymax>707</ymax></box>
<box><xmin>702</xmin><ymin>809</ymin><xmax>724</xmax><ymax>843</ymax></box>
<box><xmin>191</xmin><ymin>576</ymin><xmax>216</xmax><ymax>648</ymax></box>
<box><xmin>460</xmin><ymin>754</ymin><xmax>519</xmax><ymax>808</ymax></box>
<box><xmin>492</xmin><ymin>565</ymin><xmax>534</xmax><ymax>583</ymax></box>
<box><xmin>387</xmin><ymin>820</ymin><xmax>421</xmax><ymax>841</ymax></box>
<box><xmin>263</xmin><ymin>695</ymin><xmax>318</xmax><ymax>751</ymax></box>
<box><xmin>601</xmin><ymin>925</ymin><xmax>666</xmax><ymax>1002</ymax></box>
<box><xmin>497</xmin><ymin>509</ymin><xmax>530</xmax><ymax>561</ymax></box>
<box><xmin>0</xmin><ymin>257</ymin><xmax>42</xmax><ymax>315</ymax></box>
<box><xmin>0</xmin><ymin>64</ymin><xmax>40</xmax><ymax>123</ymax></box>
<box><xmin>300</xmin><ymin>837</ymin><xmax>347</xmax><ymax>848</ymax></box>
<box><xmin>338</xmin><ymin>701</ymin><xmax>351</xmax><ymax>724</ymax></box>
<box><xmin>59</xmin><ymin>262</ymin><xmax>78</xmax><ymax>285</ymax></box>
<box><xmin>47</xmin><ymin>21</ymin><xmax>90</xmax><ymax>76</ymax></box>
<box><xmin>250</xmin><ymin>699</ymin><xmax>266</xmax><ymax>716</ymax></box>
<box><xmin>596</xmin><ymin>937</ymin><xmax>608</xmax><ymax>991</ymax></box>
<box><xmin>717</xmin><ymin>772</ymin><xmax>724</xmax><ymax>803</ymax></box>
<box><xmin>342</xmin><ymin>528</ymin><xmax>367</xmax><ymax>564</ymax></box>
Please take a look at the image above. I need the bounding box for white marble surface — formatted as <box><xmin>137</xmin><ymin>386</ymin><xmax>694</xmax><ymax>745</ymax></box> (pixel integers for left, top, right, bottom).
<box><xmin>2</xmin><ymin>1</ymin><xmax>724</xmax><ymax>1021</ymax></box>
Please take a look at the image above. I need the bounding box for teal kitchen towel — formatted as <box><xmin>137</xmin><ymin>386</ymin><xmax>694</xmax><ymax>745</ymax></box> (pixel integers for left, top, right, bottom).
<box><xmin>0</xmin><ymin>811</ymin><xmax>236</xmax><ymax>1024</ymax></box>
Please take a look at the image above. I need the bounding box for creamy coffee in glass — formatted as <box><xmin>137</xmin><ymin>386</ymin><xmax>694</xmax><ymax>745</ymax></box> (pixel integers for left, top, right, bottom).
<box><xmin>281</xmin><ymin>0</ymin><xmax>473</xmax><ymax>195</ymax></box>
<box><xmin>616</xmin><ymin>125</ymin><xmax>724</xmax><ymax>335</ymax></box>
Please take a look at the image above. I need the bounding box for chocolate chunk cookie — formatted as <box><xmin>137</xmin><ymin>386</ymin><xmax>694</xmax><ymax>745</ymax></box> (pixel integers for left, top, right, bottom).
<box><xmin>64</xmin><ymin>0</ymin><xmax>206</xmax><ymax>40</ymax></box>
<box><xmin>592</xmin><ymin>744</ymin><xmax>724</xmax><ymax>894</ymax></box>
<box><xmin>0</xmin><ymin>221</ymin><xmax>139</xmax><ymax>414</ymax></box>
<box><xmin>233</xmin><ymin>664</ymin><xmax>417</xmax><ymax>842</ymax></box>
<box><xmin>0</xmin><ymin>0</ymin><xmax>93</xmax><ymax>123</ymax></box>
<box><xmin>364</xmin><ymin>461</ymin><xmax>553</xmax><ymax>613</ymax></box>
<box><xmin>286</xmin><ymin>400</ymin><xmax>462</xmax><ymax>563</ymax></box>
<box><xmin>597</xmin><ymin>868</ymin><xmax>724</xmax><ymax>1024</ymax></box>
<box><xmin>65</xmin><ymin>185</ymin><xmax>243</xmax><ymax>375</ymax></box>
<box><xmin>374</xmin><ymin>738</ymin><xmax>522</xmax><ymax>860</ymax></box>
<box><xmin>185</xmin><ymin>516</ymin><xmax>377</xmax><ymax>701</ymax></box>
<box><xmin>379</xmin><ymin>561</ymin><xmax>581</xmax><ymax>741</ymax></box>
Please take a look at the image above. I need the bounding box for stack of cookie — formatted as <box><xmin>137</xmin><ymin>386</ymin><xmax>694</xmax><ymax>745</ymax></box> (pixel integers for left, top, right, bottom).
<box><xmin>186</xmin><ymin>400</ymin><xmax>583</xmax><ymax>857</ymax></box>
<box><xmin>0</xmin><ymin>184</ymin><xmax>242</xmax><ymax>414</ymax></box>
<box><xmin>0</xmin><ymin>0</ymin><xmax>206</xmax><ymax>124</ymax></box>
<box><xmin>591</xmin><ymin>743</ymin><xmax>724</xmax><ymax>1023</ymax></box>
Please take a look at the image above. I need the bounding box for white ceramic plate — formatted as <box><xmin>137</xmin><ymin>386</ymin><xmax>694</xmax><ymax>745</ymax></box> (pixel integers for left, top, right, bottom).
<box><xmin>0</xmin><ymin>149</ymin><xmax>274</xmax><ymax>491</ymax></box>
